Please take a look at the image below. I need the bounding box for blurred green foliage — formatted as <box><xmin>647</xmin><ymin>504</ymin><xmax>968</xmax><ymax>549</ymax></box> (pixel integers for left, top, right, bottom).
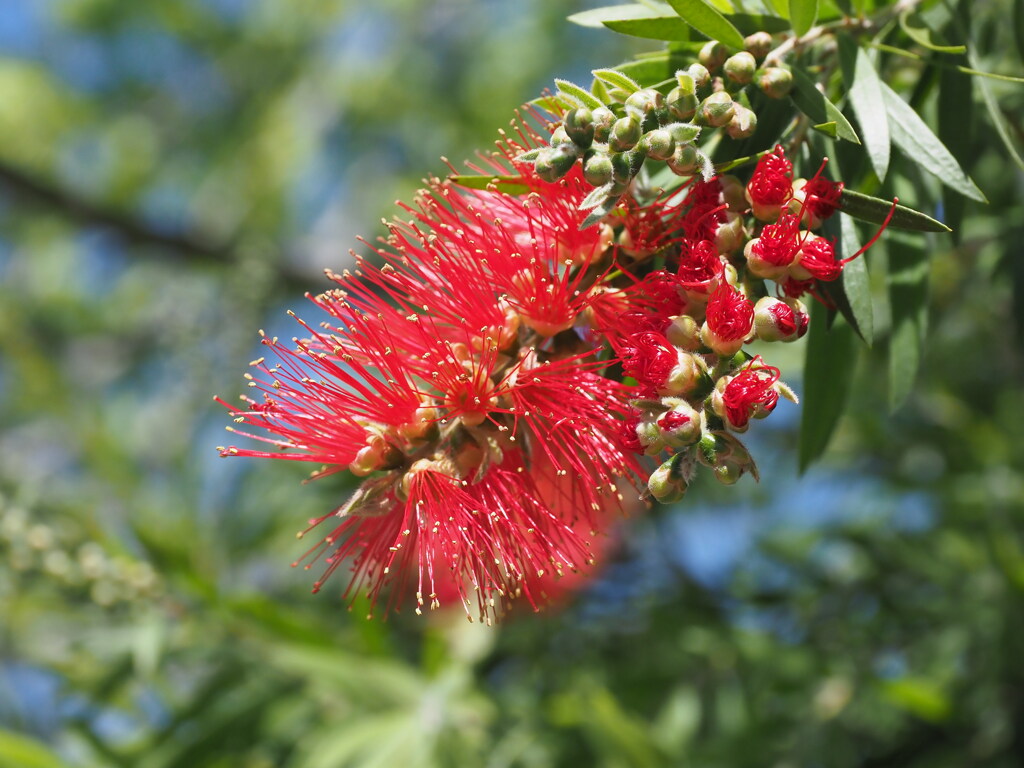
<box><xmin>1</xmin><ymin>0</ymin><xmax>1022</xmax><ymax>766</ymax></box>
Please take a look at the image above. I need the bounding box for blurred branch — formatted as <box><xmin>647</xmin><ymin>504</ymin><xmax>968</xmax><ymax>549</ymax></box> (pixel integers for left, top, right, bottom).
<box><xmin>0</xmin><ymin>159</ymin><xmax>313</xmax><ymax>292</ymax></box>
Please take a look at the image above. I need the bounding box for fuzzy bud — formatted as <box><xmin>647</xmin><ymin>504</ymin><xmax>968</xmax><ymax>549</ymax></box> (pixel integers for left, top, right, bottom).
<box><xmin>666</xmin><ymin>143</ymin><xmax>699</xmax><ymax>176</ymax></box>
<box><xmin>714</xmin><ymin>211</ymin><xmax>746</xmax><ymax>255</ymax></box>
<box><xmin>656</xmin><ymin>400</ymin><xmax>702</xmax><ymax>448</ymax></box>
<box><xmin>667</xmin><ymin>85</ymin><xmax>699</xmax><ymax>121</ymax></box>
<box><xmin>591</xmin><ymin>106</ymin><xmax>616</xmax><ymax>143</ymax></box>
<box><xmin>719</xmin><ymin>175</ymin><xmax>747</xmax><ymax>212</ymax></box>
<box><xmin>667</xmin><ymin>122</ymin><xmax>701</xmax><ymax>144</ymax></box>
<box><xmin>701</xmin><ymin>91</ymin><xmax>735</xmax><ymax>127</ymax></box>
<box><xmin>699</xmin><ymin>41</ymin><xmax>728</xmax><ymax>72</ymax></box>
<box><xmin>724</xmin><ymin>52</ymin><xmax>757</xmax><ymax>85</ymax></box>
<box><xmin>564</xmin><ymin>108</ymin><xmax>595</xmax><ymax>148</ymax></box>
<box><xmin>610</xmin><ymin>116</ymin><xmax>643</xmax><ymax>152</ymax></box>
<box><xmin>660</xmin><ymin>351</ymin><xmax>706</xmax><ymax>396</ymax></box>
<box><xmin>726</xmin><ymin>104</ymin><xmax>758</xmax><ymax>139</ymax></box>
<box><xmin>757</xmin><ymin>67</ymin><xmax>793</xmax><ymax>99</ymax></box>
<box><xmin>583</xmin><ymin>151</ymin><xmax>613</xmax><ymax>187</ymax></box>
<box><xmin>666</xmin><ymin>314</ymin><xmax>701</xmax><ymax>350</ymax></box>
<box><xmin>753</xmin><ymin>296</ymin><xmax>809</xmax><ymax>342</ymax></box>
<box><xmin>611</xmin><ymin>147</ymin><xmax>645</xmax><ymax>184</ymax></box>
<box><xmin>744</xmin><ymin>31</ymin><xmax>773</xmax><ymax>61</ymax></box>
<box><xmin>648</xmin><ymin>454</ymin><xmax>689</xmax><ymax>503</ymax></box>
<box><xmin>640</xmin><ymin>128</ymin><xmax>674</xmax><ymax>161</ymax></box>
<box><xmin>624</xmin><ymin>88</ymin><xmax>664</xmax><ymax>121</ymax></box>
<box><xmin>687</xmin><ymin>63</ymin><xmax>711</xmax><ymax>90</ymax></box>
<box><xmin>534</xmin><ymin>145</ymin><xmax>578</xmax><ymax>183</ymax></box>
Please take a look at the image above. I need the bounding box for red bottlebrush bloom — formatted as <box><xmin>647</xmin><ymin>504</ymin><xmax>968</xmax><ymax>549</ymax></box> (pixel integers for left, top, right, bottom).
<box><xmin>754</xmin><ymin>296</ymin><xmax>809</xmax><ymax>342</ymax></box>
<box><xmin>794</xmin><ymin>235</ymin><xmax>842</xmax><ymax>282</ymax></box>
<box><xmin>719</xmin><ymin>359</ymin><xmax>781</xmax><ymax>430</ymax></box>
<box><xmin>744</xmin><ymin>213</ymin><xmax>801</xmax><ymax>280</ymax></box>
<box><xmin>677</xmin><ymin>239</ymin><xmax>725</xmax><ymax>298</ymax></box>
<box><xmin>746</xmin><ymin>145</ymin><xmax>793</xmax><ymax>221</ymax></box>
<box><xmin>619</xmin><ymin>331</ymin><xmax>680</xmax><ymax>396</ymax></box>
<box><xmin>794</xmin><ymin>160</ymin><xmax>844</xmax><ymax>228</ymax></box>
<box><xmin>679</xmin><ymin>178</ymin><xmax>728</xmax><ymax>243</ymax></box>
<box><xmin>702</xmin><ymin>283</ymin><xmax>754</xmax><ymax>355</ymax></box>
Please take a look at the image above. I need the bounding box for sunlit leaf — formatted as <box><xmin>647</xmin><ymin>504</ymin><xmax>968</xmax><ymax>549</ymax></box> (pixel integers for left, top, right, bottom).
<box><xmin>554</xmin><ymin>78</ymin><xmax>605</xmax><ymax>110</ymax></box>
<box><xmin>665</xmin><ymin>0</ymin><xmax>746</xmax><ymax>49</ymax></box>
<box><xmin>899</xmin><ymin>8</ymin><xmax>966</xmax><ymax>54</ymax></box>
<box><xmin>592</xmin><ymin>68</ymin><xmax>642</xmax><ymax>94</ymax></box>
<box><xmin>567</xmin><ymin>3</ymin><xmax>674</xmax><ymax>28</ymax></box>
<box><xmin>724</xmin><ymin>13</ymin><xmax>791</xmax><ymax>34</ymax></box>
<box><xmin>838</xmin><ymin>34</ymin><xmax>890</xmax><ymax>181</ymax></box>
<box><xmin>0</xmin><ymin>730</ymin><xmax>68</xmax><ymax>768</ymax></box>
<box><xmin>968</xmin><ymin>49</ymin><xmax>1024</xmax><ymax>173</ymax></box>
<box><xmin>790</xmin><ymin>66</ymin><xmax>860</xmax><ymax>144</ymax></box>
<box><xmin>603</xmin><ymin>16</ymin><xmax>693</xmax><ymax>40</ymax></box>
<box><xmin>821</xmin><ymin>213</ymin><xmax>874</xmax><ymax>345</ymax></box>
<box><xmin>789</xmin><ymin>0</ymin><xmax>819</xmax><ymax>36</ymax></box>
<box><xmin>838</xmin><ymin>190</ymin><xmax>950</xmax><ymax>233</ymax></box>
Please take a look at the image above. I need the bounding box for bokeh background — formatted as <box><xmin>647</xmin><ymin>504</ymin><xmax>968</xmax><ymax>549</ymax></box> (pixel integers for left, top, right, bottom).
<box><xmin>1</xmin><ymin>1</ymin><xmax>1023</xmax><ymax>766</ymax></box>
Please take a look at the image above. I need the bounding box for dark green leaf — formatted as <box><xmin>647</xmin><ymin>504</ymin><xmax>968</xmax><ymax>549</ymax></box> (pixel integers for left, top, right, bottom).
<box><xmin>968</xmin><ymin>49</ymin><xmax>1024</xmax><ymax>173</ymax></box>
<box><xmin>789</xmin><ymin>0</ymin><xmax>819</xmax><ymax>36</ymax></box>
<box><xmin>867</xmin><ymin>43</ymin><xmax>1024</xmax><ymax>83</ymax></box>
<box><xmin>899</xmin><ymin>9</ymin><xmax>966</xmax><ymax>54</ymax></box>
<box><xmin>581</xmin><ymin>192</ymin><xmax>626</xmax><ymax>228</ymax></box>
<box><xmin>833</xmin><ymin>0</ymin><xmax>853</xmax><ymax>15</ymax></box>
<box><xmin>449</xmin><ymin>175</ymin><xmax>531</xmax><ymax>195</ymax></box>
<box><xmin>799</xmin><ymin>302</ymin><xmax>857</xmax><ymax>471</ymax></box>
<box><xmin>554</xmin><ymin>78</ymin><xmax>605</xmax><ymax>110</ymax></box>
<box><xmin>838</xmin><ymin>34</ymin><xmax>890</xmax><ymax>181</ymax></box>
<box><xmin>613</xmin><ymin>50</ymin><xmax>693</xmax><ymax>87</ymax></box>
<box><xmin>665</xmin><ymin>0</ymin><xmax>746</xmax><ymax>49</ymax></box>
<box><xmin>790</xmin><ymin>66</ymin><xmax>860</xmax><ymax>144</ymax></box>
<box><xmin>567</xmin><ymin>3</ymin><xmax>667</xmax><ymax>28</ymax></box>
<box><xmin>887</xmin><ymin>231</ymin><xmax>929</xmax><ymax>411</ymax></box>
<box><xmin>938</xmin><ymin>64</ymin><xmax>971</xmax><ymax>242</ymax></box>
<box><xmin>592</xmin><ymin>68</ymin><xmax>642</xmax><ymax>94</ymax></box>
<box><xmin>724</xmin><ymin>13</ymin><xmax>791</xmax><ymax>34</ymax></box>
<box><xmin>764</xmin><ymin>0</ymin><xmax>790</xmax><ymax>18</ymax></box>
<box><xmin>821</xmin><ymin>213</ymin><xmax>874</xmax><ymax>345</ymax></box>
<box><xmin>880</xmin><ymin>81</ymin><xmax>987</xmax><ymax>202</ymax></box>
<box><xmin>838</xmin><ymin>188</ymin><xmax>951</xmax><ymax>233</ymax></box>
<box><xmin>603</xmin><ymin>17</ymin><xmax>693</xmax><ymax>40</ymax></box>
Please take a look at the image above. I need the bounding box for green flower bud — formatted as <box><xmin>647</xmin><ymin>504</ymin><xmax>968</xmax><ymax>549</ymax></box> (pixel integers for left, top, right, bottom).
<box><xmin>591</xmin><ymin>106</ymin><xmax>616</xmax><ymax>143</ymax></box>
<box><xmin>700</xmin><ymin>91</ymin><xmax>735</xmax><ymax>127</ymax></box>
<box><xmin>583</xmin><ymin>151</ymin><xmax>613</xmax><ymax>186</ymax></box>
<box><xmin>624</xmin><ymin>88</ymin><xmax>664</xmax><ymax>121</ymax></box>
<box><xmin>550</xmin><ymin>126</ymin><xmax>573</xmax><ymax>148</ymax></box>
<box><xmin>666</xmin><ymin>143</ymin><xmax>699</xmax><ymax>176</ymax></box>
<box><xmin>687</xmin><ymin>63</ymin><xmax>711</xmax><ymax>90</ymax></box>
<box><xmin>564</xmin><ymin>107</ymin><xmax>595</xmax><ymax>148</ymax></box>
<box><xmin>611</xmin><ymin>148</ymin><xmax>645</xmax><ymax>183</ymax></box>
<box><xmin>714</xmin><ymin>211</ymin><xmax>746</xmax><ymax>255</ymax></box>
<box><xmin>609</xmin><ymin>116</ymin><xmax>643</xmax><ymax>152</ymax></box>
<box><xmin>673</xmin><ymin>72</ymin><xmax>696</xmax><ymax>95</ymax></box>
<box><xmin>656</xmin><ymin>400</ymin><xmax>702</xmax><ymax>448</ymax></box>
<box><xmin>723</xmin><ymin>51</ymin><xmax>757</xmax><ymax>85</ymax></box>
<box><xmin>757</xmin><ymin>67</ymin><xmax>793</xmax><ymax>99</ymax></box>
<box><xmin>719</xmin><ymin>174</ymin><xmax>746</xmax><ymax>211</ymax></box>
<box><xmin>744</xmin><ymin>31</ymin><xmax>773</xmax><ymax>61</ymax></box>
<box><xmin>667</xmin><ymin>88</ymin><xmax>698</xmax><ymax>121</ymax></box>
<box><xmin>534</xmin><ymin>145</ymin><xmax>578</xmax><ymax>183</ymax></box>
<box><xmin>713</xmin><ymin>462</ymin><xmax>741</xmax><ymax>485</ymax></box>
<box><xmin>699</xmin><ymin>41</ymin><xmax>728</xmax><ymax>72</ymax></box>
<box><xmin>667</xmin><ymin>314</ymin><xmax>701</xmax><ymax>350</ymax></box>
<box><xmin>648</xmin><ymin>454</ymin><xmax>689</xmax><ymax>503</ymax></box>
<box><xmin>640</xmin><ymin>128</ymin><xmax>674</xmax><ymax>161</ymax></box>
<box><xmin>726</xmin><ymin>104</ymin><xmax>758</xmax><ymax>139</ymax></box>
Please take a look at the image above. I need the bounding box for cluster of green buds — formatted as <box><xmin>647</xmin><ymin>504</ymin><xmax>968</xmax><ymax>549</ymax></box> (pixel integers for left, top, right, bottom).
<box><xmin>527</xmin><ymin>31</ymin><xmax>793</xmax><ymax>200</ymax></box>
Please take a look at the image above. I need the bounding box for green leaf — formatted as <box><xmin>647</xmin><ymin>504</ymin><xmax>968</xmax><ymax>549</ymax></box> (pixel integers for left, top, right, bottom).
<box><xmin>799</xmin><ymin>302</ymin><xmax>857</xmax><ymax>471</ymax></box>
<box><xmin>867</xmin><ymin>43</ymin><xmax>1024</xmax><ymax>83</ymax></box>
<box><xmin>764</xmin><ymin>0</ymin><xmax>789</xmax><ymax>18</ymax></box>
<box><xmin>899</xmin><ymin>9</ymin><xmax>966</xmax><ymax>54</ymax></box>
<box><xmin>581</xmin><ymin>192</ymin><xmax>626</xmax><ymax>228</ymax></box>
<box><xmin>789</xmin><ymin>0</ymin><xmax>819</xmax><ymax>36</ymax></box>
<box><xmin>724</xmin><ymin>13</ymin><xmax>791</xmax><ymax>34</ymax></box>
<box><xmin>789</xmin><ymin>66</ymin><xmax>860</xmax><ymax>144</ymax></box>
<box><xmin>968</xmin><ymin>49</ymin><xmax>1024</xmax><ymax>173</ymax></box>
<box><xmin>449</xmin><ymin>175</ymin><xmax>531</xmax><ymax>195</ymax></box>
<box><xmin>0</xmin><ymin>730</ymin><xmax>70</xmax><ymax>768</ymax></box>
<box><xmin>821</xmin><ymin>213</ymin><xmax>874</xmax><ymax>345</ymax></box>
<box><xmin>603</xmin><ymin>17</ymin><xmax>693</xmax><ymax>40</ymax></box>
<box><xmin>665</xmin><ymin>0</ymin><xmax>746</xmax><ymax>49</ymax></box>
<box><xmin>937</xmin><ymin>64</ymin><xmax>970</xmax><ymax>241</ymax></box>
<box><xmin>554</xmin><ymin>78</ymin><xmax>604</xmax><ymax>110</ymax></box>
<box><xmin>592</xmin><ymin>68</ymin><xmax>642</xmax><ymax>94</ymax></box>
<box><xmin>567</xmin><ymin>3</ymin><xmax>672</xmax><ymax>28</ymax></box>
<box><xmin>837</xmin><ymin>34</ymin><xmax>890</xmax><ymax>181</ymax></box>
<box><xmin>838</xmin><ymin>188</ymin><xmax>950</xmax><ymax>233</ymax></box>
<box><xmin>880</xmin><ymin>678</ymin><xmax>952</xmax><ymax>723</ymax></box>
<box><xmin>887</xmin><ymin>231</ymin><xmax>929</xmax><ymax>411</ymax></box>
<box><xmin>880</xmin><ymin>81</ymin><xmax>986</xmax><ymax>203</ymax></box>
<box><xmin>812</xmin><ymin>121</ymin><xmax>837</xmax><ymax>138</ymax></box>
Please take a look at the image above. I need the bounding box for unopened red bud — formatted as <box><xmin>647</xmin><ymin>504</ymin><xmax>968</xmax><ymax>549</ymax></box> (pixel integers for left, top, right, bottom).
<box><xmin>534</xmin><ymin>145</ymin><xmax>577</xmax><ymax>183</ymax></box>
<box><xmin>757</xmin><ymin>67</ymin><xmax>793</xmax><ymax>99</ymax></box>
<box><xmin>648</xmin><ymin>454</ymin><xmax>689</xmax><ymax>503</ymax></box>
<box><xmin>726</xmin><ymin>104</ymin><xmax>758</xmax><ymax>139</ymax></box>
<box><xmin>699</xmin><ymin>41</ymin><xmax>728</xmax><ymax>72</ymax></box>
<box><xmin>753</xmin><ymin>296</ymin><xmax>808</xmax><ymax>342</ymax></box>
<box><xmin>667</xmin><ymin>86</ymin><xmax>699</xmax><ymax>121</ymax></box>
<box><xmin>583</xmin><ymin>151</ymin><xmax>613</xmax><ymax>186</ymax></box>
<box><xmin>610</xmin><ymin>116</ymin><xmax>643</xmax><ymax>152</ymax></box>
<box><xmin>701</xmin><ymin>91</ymin><xmax>735</xmax><ymax>127</ymax></box>
<box><xmin>724</xmin><ymin>52</ymin><xmax>757</xmax><ymax>85</ymax></box>
<box><xmin>666</xmin><ymin>143</ymin><xmax>699</xmax><ymax>176</ymax></box>
<box><xmin>640</xmin><ymin>128</ymin><xmax>674</xmax><ymax>161</ymax></box>
<box><xmin>657</xmin><ymin>401</ymin><xmax>702</xmax><ymax>448</ymax></box>
<box><xmin>564</xmin><ymin>108</ymin><xmax>595</xmax><ymax>148</ymax></box>
<box><xmin>744</xmin><ymin>31</ymin><xmax>773</xmax><ymax>61</ymax></box>
<box><xmin>591</xmin><ymin>106</ymin><xmax>616</xmax><ymax>143</ymax></box>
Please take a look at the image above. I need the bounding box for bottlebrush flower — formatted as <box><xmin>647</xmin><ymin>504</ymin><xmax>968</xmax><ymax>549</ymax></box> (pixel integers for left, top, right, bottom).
<box><xmin>712</xmin><ymin>358</ymin><xmax>781</xmax><ymax>431</ymax></box>
<box><xmin>744</xmin><ymin>213</ymin><xmax>801</xmax><ymax>280</ymax></box>
<box><xmin>790</xmin><ymin>159</ymin><xmax>844</xmax><ymax>229</ymax></box>
<box><xmin>746</xmin><ymin>145</ymin><xmax>793</xmax><ymax>221</ymax></box>
<box><xmin>701</xmin><ymin>283</ymin><xmax>754</xmax><ymax>356</ymax></box>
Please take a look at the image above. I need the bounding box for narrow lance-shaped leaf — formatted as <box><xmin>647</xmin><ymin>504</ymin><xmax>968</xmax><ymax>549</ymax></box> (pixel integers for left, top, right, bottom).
<box><xmin>887</xmin><ymin>231</ymin><xmax>929</xmax><ymax>411</ymax></box>
<box><xmin>789</xmin><ymin>0</ymin><xmax>818</xmax><ymax>37</ymax></box>
<box><xmin>938</xmin><ymin>64</ymin><xmax>971</xmax><ymax>241</ymax></box>
<box><xmin>838</xmin><ymin>189</ymin><xmax>950</xmax><ymax>233</ymax></box>
<box><xmin>799</xmin><ymin>302</ymin><xmax>857</xmax><ymax>471</ymax></box>
<box><xmin>968</xmin><ymin>49</ymin><xmax>1024</xmax><ymax>173</ymax></box>
<box><xmin>665</xmin><ymin>0</ymin><xmax>746</xmax><ymax>49</ymax></box>
<box><xmin>820</xmin><ymin>213</ymin><xmax>874</xmax><ymax>345</ymax></box>
<box><xmin>603</xmin><ymin>17</ymin><xmax>693</xmax><ymax>41</ymax></box>
<box><xmin>790</xmin><ymin>66</ymin><xmax>860</xmax><ymax>144</ymax></box>
<box><xmin>566</xmin><ymin>4</ymin><xmax>670</xmax><ymax>28</ymax></box>
<box><xmin>554</xmin><ymin>78</ymin><xmax>604</xmax><ymax>110</ymax></box>
<box><xmin>880</xmin><ymin>81</ymin><xmax>986</xmax><ymax>202</ymax></box>
<box><xmin>724</xmin><ymin>13</ymin><xmax>791</xmax><ymax>34</ymax></box>
<box><xmin>837</xmin><ymin>34</ymin><xmax>890</xmax><ymax>181</ymax></box>
<box><xmin>592</xmin><ymin>68</ymin><xmax>642</xmax><ymax>94</ymax></box>
<box><xmin>899</xmin><ymin>9</ymin><xmax>966</xmax><ymax>54</ymax></box>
